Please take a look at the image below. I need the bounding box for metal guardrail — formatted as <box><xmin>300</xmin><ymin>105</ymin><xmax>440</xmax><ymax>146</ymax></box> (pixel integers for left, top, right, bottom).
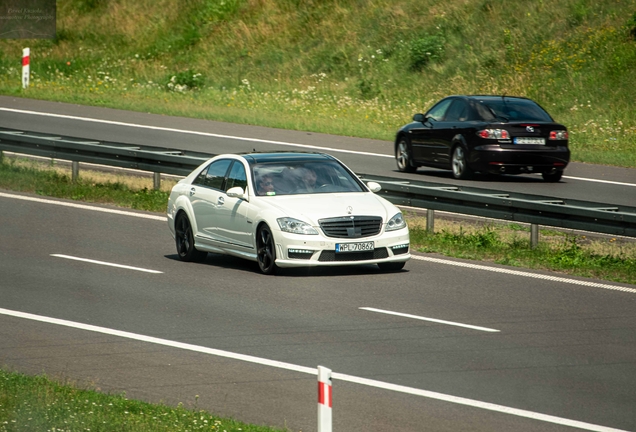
<box><xmin>1</xmin><ymin>127</ymin><xmax>635</xmax><ymax>239</ymax></box>
<box><xmin>0</xmin><ymin>127</ymin><xmax>210</xmax><ymax>176</ymax></box>
<box><xmin>358</xmin><ymin>174</ymin><xmax>636</xmax><ymax>238</ymax></box>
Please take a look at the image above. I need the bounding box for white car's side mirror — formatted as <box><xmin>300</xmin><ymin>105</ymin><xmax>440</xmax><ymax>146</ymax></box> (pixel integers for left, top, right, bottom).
<box><xmin>367</xmin><ymin>181</ymin><xmax>381</xmax><ymax>193</ymax></box>
<box><xmin>226</xmin><ymin>186</ymin><xmax>247</xmax><ymax>199</ymax></box>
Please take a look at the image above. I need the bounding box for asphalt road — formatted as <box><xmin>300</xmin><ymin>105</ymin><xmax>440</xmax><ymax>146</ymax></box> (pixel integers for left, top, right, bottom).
<box><xmin>1</xmin><ymin>97</ymin><xmax>636</xmax><ymax>431</ymax></box>
<box><xmin>1</xmin><ymin>191</ymin><xmax>635</xmax><ymax>431</ymax></box>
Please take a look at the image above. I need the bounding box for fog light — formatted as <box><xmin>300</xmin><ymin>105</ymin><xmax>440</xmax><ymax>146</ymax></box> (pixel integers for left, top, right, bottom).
<box><xmin>289</xmin><ymin>249</ymin><xmax>314</xmax><ymax>254</ymax></box>
<box><xmin>391</xmin><ymin>244</ymin><xmax>409</xmax><ymax>255</ymax></box>
<box><xmin>288</xmin><ymin>248</ymin><xmax>315</xmax><ymax>260</ymax></box>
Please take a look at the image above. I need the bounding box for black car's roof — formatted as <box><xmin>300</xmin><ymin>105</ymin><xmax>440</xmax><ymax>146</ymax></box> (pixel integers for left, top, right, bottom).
<box><xmin>241</xmin><ymin>152</ymin><xmax>336</xmax><ymax>164</ymax></box>
<box><xmin>449</xmin><ymin>95</ymin><xmax>535</xmax><ymax>102</ymax></box>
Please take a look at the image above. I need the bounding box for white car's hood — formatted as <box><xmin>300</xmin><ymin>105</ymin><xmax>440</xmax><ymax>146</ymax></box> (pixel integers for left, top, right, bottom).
<box><xmin>262</xmin><ymin>193</ymin><xmax>397</xmax><ymax>224</ymax></box>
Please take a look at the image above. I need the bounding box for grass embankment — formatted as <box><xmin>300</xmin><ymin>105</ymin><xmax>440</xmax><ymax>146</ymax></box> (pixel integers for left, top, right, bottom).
<box><xmin>2</xmin><ymin>155</ymin><xmax>634</xmax><ymax>285</ymax></box>
<box><xmin>1</xmin><ymin>0</ymin><xmax>636</xmax><ymax>167</ymax></box>
<box><xmin>0</xmin><ymin>369</ymin><xmax>282</xmax><ymax>432</ymax></box>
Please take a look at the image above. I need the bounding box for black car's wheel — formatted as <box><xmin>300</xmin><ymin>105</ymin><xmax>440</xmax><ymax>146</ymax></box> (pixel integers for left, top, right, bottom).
<box><xmin>377</xmin><ymin>261</ymin><xmax>405</xmax><ymax>272</ymax></box>
<box><xmin>396</xmin><ymin>137</ymin><xmax>417</xmax><ymax>173</ymax></box>
<box><xmin>175</xmin><ymin>213</ymin><xmax>207</xmax><ymax>262</ymax></box>
<box><xmin>257</xmin><ymin>224</ymin><xmax>278</xmax><ymax>275</ymax></box>
<box><xmin>542</xmin><ymin>170</ymin><xmax>563</xmax><ymax>182</ymax></box>
<box><xmin>451</xmin><ymin>145</ymin><xmax>473</xmax><ymax>180</ymax></box>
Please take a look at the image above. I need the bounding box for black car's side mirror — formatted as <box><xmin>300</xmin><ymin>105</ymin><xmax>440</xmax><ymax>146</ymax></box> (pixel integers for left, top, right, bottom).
<box><xmin>413</xmin><ymin>113</ymin><xmax>426</xmax><ymax>122</ymax></box>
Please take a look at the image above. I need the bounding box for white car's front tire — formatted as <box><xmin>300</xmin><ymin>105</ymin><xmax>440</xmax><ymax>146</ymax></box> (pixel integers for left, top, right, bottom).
<box><xmin>257</xmin><ymin>224</ymin><xmax>278</xmax><ymax>275</ymax></box>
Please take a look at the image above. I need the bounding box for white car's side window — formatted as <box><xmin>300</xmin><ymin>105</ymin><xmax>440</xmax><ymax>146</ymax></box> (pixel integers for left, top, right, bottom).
<box><xmin>203</xmin><ymin>159</ymin><xmax>232</xmax><ymax>190</ymax></box>
<box><xmin>226</xmin><ymin>162</ymin><xmax>247</xmax><ymax>192</ymax></box>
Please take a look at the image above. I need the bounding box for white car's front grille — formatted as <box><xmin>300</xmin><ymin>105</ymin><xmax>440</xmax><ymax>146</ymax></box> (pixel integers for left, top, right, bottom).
<box><xmin>318</xmin><ymin>216</ymin><xmax>383</xmax><ymax>238</ymax></box>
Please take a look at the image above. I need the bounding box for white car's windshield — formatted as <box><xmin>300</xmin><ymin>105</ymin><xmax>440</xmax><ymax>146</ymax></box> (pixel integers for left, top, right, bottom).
<box><xmin>252</xmin><ymin>161</ymin><xmax>365</xmax><ymax>196</ymax></box>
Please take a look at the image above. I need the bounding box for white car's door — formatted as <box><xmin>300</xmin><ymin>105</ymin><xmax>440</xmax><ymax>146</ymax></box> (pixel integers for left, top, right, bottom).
<box><xmin>189</xmin><ymin>159</ymin><xmax>232</xmax><ymax>246</ymax></box>
<box><xmin>214</xmin><ymin>161</ymin><xmax>254</xmax><ymax>250</ymax></box>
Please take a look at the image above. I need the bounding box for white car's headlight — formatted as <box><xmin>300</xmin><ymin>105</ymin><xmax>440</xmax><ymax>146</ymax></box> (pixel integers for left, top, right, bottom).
<box><xmin>277</xmin><ymin>217</ymin><xmax>319</xmax><ymax>235</ymax></box>
<box><xmin>386</xmin><ymin>213</ymin><xmax>406</xmax><ymax>231</ymax></box>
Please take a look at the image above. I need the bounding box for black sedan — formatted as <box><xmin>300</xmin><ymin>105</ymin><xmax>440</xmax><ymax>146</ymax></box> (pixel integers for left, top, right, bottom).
<box><xmin>395</xmin><ymin>95</ymin><xmax>570</xmax><ymax>182</ymax></box>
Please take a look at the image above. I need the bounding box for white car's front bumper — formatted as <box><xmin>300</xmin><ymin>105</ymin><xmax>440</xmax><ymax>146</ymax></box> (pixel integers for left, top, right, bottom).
<box><xmin>272</xmin><ymin>228</ymin><xmax>410</xmax><ymax>268</ymax></box>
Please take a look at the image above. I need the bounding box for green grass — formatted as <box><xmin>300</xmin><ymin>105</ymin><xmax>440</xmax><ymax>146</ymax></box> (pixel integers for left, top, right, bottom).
<box><xmin>0</xmin><ymin>369</ymin><xmax>283</xmax><ymax>432</ymax></box>
<box><xmin>0</xmin><ymin>156</ymin><xmax>170</xmax><ymax>212</ymax></box>
<box><xmin>1</xmin><ymin>0</ymin><xmax>636</xmax><ymax>167</ymax></box>
<box><xmin>408</xmin><ymin>221</ymin><xmax>636</xmax><ymax>285</ymax></box>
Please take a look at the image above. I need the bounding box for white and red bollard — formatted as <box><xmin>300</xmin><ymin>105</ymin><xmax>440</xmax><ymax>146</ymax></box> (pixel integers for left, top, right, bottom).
<box><xmin>22</xmin><ymin>48</ymin><xmax>30</xmax><ymax>89</ymax></box>
<box><xmin>317</xmin><ymin>365</ymin><xmax>332</xmax><ymax>432</ymax></box>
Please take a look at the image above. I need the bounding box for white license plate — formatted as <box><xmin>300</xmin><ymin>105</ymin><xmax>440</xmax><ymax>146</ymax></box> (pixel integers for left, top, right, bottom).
<box><xmin>514</xmin><ymin>137</ymin><xmax>545</xmax><ymax>145</ymax></box>
<box><xmin>335</xmin><ymin>241</ymin><xmax>374</xmax><ymax>253</ymax></box>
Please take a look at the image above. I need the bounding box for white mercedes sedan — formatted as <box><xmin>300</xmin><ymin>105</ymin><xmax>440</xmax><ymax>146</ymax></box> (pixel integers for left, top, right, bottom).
<box><xmin>167</xmin><ymin>152</ymin><xmax>410</xmax><ymax>274</ymax></box>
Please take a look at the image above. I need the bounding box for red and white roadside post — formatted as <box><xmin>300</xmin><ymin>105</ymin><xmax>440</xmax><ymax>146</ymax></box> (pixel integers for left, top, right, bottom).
<box><xmin>22</xmin><ymin>48</ymin><xmax>30</xmax><ymax>89</ymax></box>
<box><xmin>317</xmin><ymin>365</ymin><xmax>332</xmax><ymax>432</ymax></box>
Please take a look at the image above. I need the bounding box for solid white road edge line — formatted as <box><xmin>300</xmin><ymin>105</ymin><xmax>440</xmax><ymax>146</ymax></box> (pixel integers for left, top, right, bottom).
<box><xmin>359</xmin><ymin>307</ymin><xmax>500</xmax><ymax>332</ymax></box>
<box><xmin>562</xmin><ymin>176</ymin><xmax>636</xmax><ymax>187</ymax></box>
<box><xmin>51</xmin><ymin>254</ymin><xmax>162</xmax><ymax>274</ymax></box>
<box><xmin>0</xmin><ymin>192</ymin><xmax>166</xmax><ymax>221</ymax></box>
<box><xmin>0</xmin><ymin>307</ymin><xmax>627</xmax><ymax>432</ymax></box>
<box><xmin>411</xmin><ymin>255</ymin><xmax>636</xmax><ymax>294</ymax></box>
<box><xmin>0</xmin><ymin>107</ymin><xmax>393</xmax><ymax>159</ymax></box>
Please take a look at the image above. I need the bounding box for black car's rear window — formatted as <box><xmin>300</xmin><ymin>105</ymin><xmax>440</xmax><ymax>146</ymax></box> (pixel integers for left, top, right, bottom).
<box><xmin>478</xmin><ymin>98</ymin><xmax>553</xmax><ymax>122</ymax></box>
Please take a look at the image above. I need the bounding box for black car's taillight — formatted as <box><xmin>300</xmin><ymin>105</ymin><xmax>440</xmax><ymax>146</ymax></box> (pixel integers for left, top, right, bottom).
<box><xmin>477</xmin><ymin>129</ymin><xmax>510</xmax><ymax>139</ymax></box>
<box><xmin>549</xmin><ymin>130</ymin><xmax>568</xmax><ymax>140</ymax></box>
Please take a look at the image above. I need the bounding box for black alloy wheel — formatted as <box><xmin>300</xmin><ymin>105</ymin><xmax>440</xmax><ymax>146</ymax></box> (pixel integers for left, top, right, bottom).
<box><xmin>175</xmin><ymin>213</ymin><xmax>207</xmax><ymax>262</ymax></box>
<box><xmin>396</xmin><ymin>137</ymin><xmax>417</xmax><ymax>173</ymax></box>
<box><xmin>257</xmin><ymin>224</ymin><xmax>278</xmax><ymax>275</ymax></box>
<box><xmin>542</xmin><ymin>170</ymin><xmax>563</xmax><ymax>182</ymax></box>
<box><xmin>451</xmin><ymin>145</ymin><xmax>474</xmax><ymax>180</ymax></box>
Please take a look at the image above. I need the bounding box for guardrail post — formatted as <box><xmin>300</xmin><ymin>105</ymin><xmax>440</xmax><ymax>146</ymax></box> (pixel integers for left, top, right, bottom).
<box><xmin>153</xmin><ymin>172</ymin><xmax>161</xmax><ymax>190</ymax></box>
<box><xmin>426</xmin><ymin>209</ymin><xmax>435</xmax><ymax>233</ymax></box>
<box><xmin>531</xmin><ymin>224</ymin><xmax>539</xmax><ymax>249</ymax></box>
<box><xmin>71</xmin><ymin>161</ymin><xmax>79</xmax><ymax>182</ymax></box>
<box><xmin>317</xmin><ymin>365</ymin><xmax>332</xmax><ymax>432</ymax></box>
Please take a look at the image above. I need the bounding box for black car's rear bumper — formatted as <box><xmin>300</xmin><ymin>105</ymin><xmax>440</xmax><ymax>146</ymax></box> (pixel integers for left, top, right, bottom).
<box><xmin>469</xmin><ymin>145</ymin><xmax>570</xmax><ymax>174</ymax></box>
